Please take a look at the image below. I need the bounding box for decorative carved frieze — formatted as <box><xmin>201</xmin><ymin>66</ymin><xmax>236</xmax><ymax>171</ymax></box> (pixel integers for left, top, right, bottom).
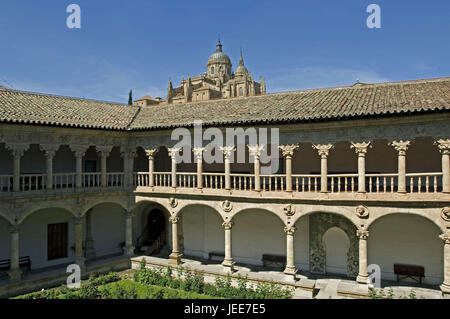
<box><xmin>168</xmin><ymin>147</ymin><xmax>181</xmax><ymax>158</ymax></box>
<box><xmin>220</xmin><ymin>146</ymin><xmax>236</xmax><ymax>160</ymax></box>
<box><xmin>169</xmin><ymin>216</ymin><xmax>180</xmax><ymax>224</ymax></box>
<box><xmin>390</xmin><ymin>140</ymin><xmax>411</xmax><ymax>155</ymax></box>
<box><xmin>439</xmin><ymin>233</ymin><xmax>450</xmax><ymax>244</ymax></box>
<box><xmin>6</xmin><ymin>143</ymin><xmax>29</xmax><ymax>157</ymax></box>
<box><xmin>283</xmin><ymin>204</ymin><xmax>296</xmax><ymax>217</ymax></box>
<box><xmin>441</xmin><ymin>207</ymin><xmax>450</xmax><ymax>222</ymax></box>
<box><xmin>192</xmin><ymin>147</ymin><xmax>206</xmax><ymax>161</ymax></box>
<box><xmin>40</xmin><ymin>144</ymin><xmax>60</xmax><ymax>158</ymax></box>
<box><xmin>435</xmin><ymin>139</ymin><xmax>450</xmax><ymax>155</ymax></box>
<box><xmin>278</xmin><ymin>144</ymin><xmax>299</xmax><ymax>158</ymax></box>
<box><xmin>350</xmin><ymin>141</ymin><xmax>372</xmax><ymax>156</ymax></box>
<box><xmin>96</xmin><ymin>145</ymin><xmax>113</xmax><ymax>157</ymax></box>
<box><xmin>221</xmin><ymin>200</ymin><xmax>233</xmax><ymax>213</ymax></box>
<box><xmin>284</xmin><ymin>225</ymin><xmax>296</xmax><ymax>236</ymax></box>
<box><xmin>71</xmin><ymin>145</ymin><xmax>90</xmax><ymax>158</ymax></box>
<box><xmin>169</xmin><ymin>197</ymin><xmax>178</xmax><ymax>208</ymax></box>
<box><xmin>312</xmin><ymin>144</ymin><xmax>334</xmax><ymax>158</ymax></box>
<box><xmin>145</xmin><ymin>148</ymin><xmax>159</xmax><ymax>159</ymax></box>
<box><xmin>355</xmin><ymin>205</ymin><xmax>369</xmax><ymax>219</ymax></box>
<box><xmin>247</xmin><ymin>145</ymin><xmax>265</xmax><ymax>159</ymax></box>
<box><xmin>356</xmin><ymin>229</ymin><xmax>369</xmax><ymax>240</ymax></box>
<box><xmin>222</xmin><ymin>221</ymin><xmax>234</xmax><ymax>230</ymax></box>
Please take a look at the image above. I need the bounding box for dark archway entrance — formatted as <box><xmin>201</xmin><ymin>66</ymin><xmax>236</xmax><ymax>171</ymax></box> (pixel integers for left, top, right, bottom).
<box><xmin>147</xmin><ymin>209</ymin><xmax>166</xmax><ymax>242</ymax></box>
<box><xmin>136</xmin><ymin>208</ymin><xmax>167</xmax><ymax>255</ymax></box>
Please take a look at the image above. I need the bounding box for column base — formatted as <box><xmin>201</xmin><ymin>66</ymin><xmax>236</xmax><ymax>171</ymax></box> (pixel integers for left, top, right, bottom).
<box><xmin>441</xmin><ymin>283</ymin><xmax>450</xmax><ymax>294</ymax></box>
<box><xmin>8</xmin><ymin>268</ymin><xmax>22</xmax><ymax>282</ymax></box>
<box><xmin>222</xmin><ymin>258</ymin><xmax>235</xmax><ymax>270</ymax></box>
<box><xmin>283</xmin><ymin>266</ymin><xmax>297</xmax><ymax>276</ymax></box>
<box><xmin>75</xmin><ymin>256</ymin><xmax>86</xmax><ymax>270</ymax></box>
<box><xmin>169</xmin><ymin>252</ymin><xmax>182</xmax><ymax>265</ymax></box>
<box><xmin>124</xmin><ymin>245</ymin><xmax>135</xmax><ymax>256</ymax></box>
<box><xmin>356</xmin><ymin>274</ymin><xmax>371</xmax><ymax>284</ymax></box>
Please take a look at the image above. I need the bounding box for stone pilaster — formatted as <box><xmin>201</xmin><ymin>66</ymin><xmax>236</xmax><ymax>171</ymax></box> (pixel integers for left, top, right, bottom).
<box><xmin>279</xmin><ymin>144</ymin><xmax>299</xmax><ymax>192</ymax></box>
<box><xmin>436</xmin><ymin>139</ymin><xmax>450</xmax><ymax>193</ymax></box>
<box><xmin>8</xmin><ymin>224</ymin><xmax>22</xmax><ymax>281</ymax></box>
<box><xmin>284</xmin><ymin>225</ymin><xmax>297</xmax><ymax>275</ymax></box>
<box><xmin>313</xmin><ymin>144</ymin><xmax>334</xmax><ymax>193</ymax></box>
<box><xmin>220</xmin><ymin>146</ymin><xmax>235</xmax><ymax>190</ymax></box>
<box><xmin>124</xmin><ymin>212</ymin><xmax>135</xmax><ymax>256</ymax></box>
<box><xmin>351</xmin><ymin>142</ymin><xmax>372</xmax><ymax>193</ymax></box>
<box><xmin>145</xmin><ymin>149</ymin><xmax>158</xmax><ymax>187</ymax></box>
<box><xmin>193</xmin><ymin>147</ymin><xmax>205</xmax><ymax>189</ymax></box>
<box><xmin>168</xmin><ymin>147</ymin><xmax>181</xmax><ymax>188</ymax></box>
<box><xmin>169</xmin><ymin>215</ymin><xmax>182</xmax><ymax>265</ymax></box>
<box><xmin>390</xmin><ymin>141</ymin><xmax>411</xmax><ymax>193</ymax></box>
<box><xmin>248</xmin><ymin>145</ymin><xmax>265</xmax><ymax>192</ymax></box>
<box><xmin>222</xmin><ymin>221</ymin><xmax>235</xmax><ymax>269</ymax></box>
<box><xmin>356</xmin><ymin>229</ymin><xmax>370</xmax><ymax>284</ymax></box>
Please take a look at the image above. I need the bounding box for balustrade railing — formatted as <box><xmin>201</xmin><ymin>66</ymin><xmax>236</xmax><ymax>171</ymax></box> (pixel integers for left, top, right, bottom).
<box><xmin>82</xmin><ymin>172</ymin><xmax>101</xmax><ymax>188</ymax></box>
<box><xmin>406</xmin><ymin>173</ymin><xmax>442</xmax><ymax>193</ymax></box>
<box><xmin>203</xmin><ymin>173</ymin><xmax>225</xmax><ymax>189</ymax></box>
<box><xmin>0</xmin><ymin>175</ymin><xmax>13</xmax><ymax>192</ymax></box>
<box><xmin>328</xmin><ymin>174</ymin><xmax>358</xmax><ymax>193</ymax></box>
<box><xmin>107</xmin><ymin>172</ymin><xmax>124</xmax><ymax>188</ymax></box>
<box><xmin>135</xmin><ymin>172</ymin><xmax>149</xmax><ymax>187</ymax></box>
<box><xmin>153</xmin><ymin>172</ymin><xmax>171</xmax><ymax>187</ymax></box>
<box><xmin>230</xmin><ymin>174</ymin><xmax>254</xmax><ymax>191</ymax></box>
<box><xmin>20</xmin><ymin>174</ymin><xmax>47</xmax><ymax>191</ymax></box>
<box><xmin>53</xmin><ymin>173</ymin><xmax>76</xmax><ymax>189</ymax></box>
<box><xmin>261</xmin><ymin>175</ymin><xmax>286</xmax><ymax>191</ymax></box>
<box><xmin>292</xmin><ymin>175</ymin><xmax>321</xmax><ymax>192</ymax></box>
<box><xmin>177</xmin><ymin>173</ymin><xmax>197</xmax><ymax>188</ymax></box>
<box><xmin>366</xmin><ymin>174</ymin><xmax>398</xmax><ymax>193</ymax></box>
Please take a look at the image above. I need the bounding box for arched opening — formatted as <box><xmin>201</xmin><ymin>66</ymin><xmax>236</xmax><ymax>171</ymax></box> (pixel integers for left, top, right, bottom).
<box><xmin>180</xmin><ymin>204</ymin><xmax>224</xmax><ymax>260</ymax></box>
<box><xmin>20</xmin><ymin>208</ymin><xmax>75</xmax><ymax>270</ymax></box>
<box><xmin>232</xmin><ymin>209</ymin><xmax>284</xmax><ymax>267</ymax></box>
<box><xmin>368</xmin><ymin>213</ymin><xmax>443</xmax><ymax>286</ymax></box>
<box><xmin>323</xmin><ymin>227</ymin><xmax>350</xmax><ymax>275</ymax></box>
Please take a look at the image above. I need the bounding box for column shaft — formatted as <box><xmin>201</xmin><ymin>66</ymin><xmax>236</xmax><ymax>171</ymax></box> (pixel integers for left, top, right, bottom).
<box><xmin>358</xmin><ymin>155</ymin><xmax>366</xmax><ymax>193</ymax></box>
<box><xmin>285</xmin><ymin>156</ymin><xmax>293</xmax><ymax>192</ymax></box>
<box><xmin>320</xmin><ymin>156</ymin><xmax>328</xmax><ymax>192</ymax></box>
<box><xmin>443</xmin><ymin>152</ymin><xmax>450</xmax><ymax>193</ymax></box>
<box><xmin>101</xmin><ymin>153</ymin><xmax>107</xmax><ymax>188</ymax></box>
<box><xmin>75</xmin><ymin>155</ymin><xmax>83</xmax><ymax>188</ymax></box>
<box><xmin>124</xmin><ymin>213</ymin><xmax>134</xmax><ymax>256</ymax></box>
<box><xmin>169</xmin><ymin>216</ymin><xmax>182</xmax><ymax>265</ymax></box>
<box><xmin>284</xmin><ymin>226</ymin><xmax>296</xmax><ymax>275</ymax></box>
<box><xmin>222</xmin><ymin>221</ymin><xmax>234</xmax><ymax>269</ymax></box>
<box><xmin>74</xmin><ymin>218</ymin><xmax>85</xmax><ymax>269</ymax></box>
<box><xmin>254</xmin><ymin>156</ymin><xmax>261</xmax><ymax>191</ymax></box>
<box><xmin>149</xmin><ymin>156</ymin><xmax>155</xmax><ymax>187</ymax></box>
<box><xmin>46</xmin><ymin>154</ymin><xmax>54</xmax><ymax>190</ymax></box>
<box><xmin>8</xmin><ymin>225</ymin><xmax>22</xmax><ymax>281</ymax></box>
<box><xmin>13</xmin><ymin>152</ymin><xmax>21</xmax><ymax>192</ymax></box>
<box><xmin>440</xmin><ymin>234</ymin><xmax>450</xmax><ymax>294</ymax></box>
<box><xmin>356</xmin><ymin>230</ymin><xmax>370</xmax><ymax>284</ymax></box>
<box><xmin>398</xmin><ymin>154</ymin><xmax>406</xmax><ymax>193</ymax></box>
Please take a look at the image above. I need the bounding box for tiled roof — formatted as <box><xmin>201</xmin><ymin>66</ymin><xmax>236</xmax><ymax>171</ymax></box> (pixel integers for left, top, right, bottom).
<box><xmin>0</xmin><ymin>77</ymin><xmax>449</xmax><ymax>131</ymax></box>
<box><xmin>130</xmin><ymin>77</ymin><xmax>450</xmax><ymax>130</ymax></box>
<box><xmin>0</xmin><ymin>90</ymin><xmax>138</xmax><ymax>130</ymax></box>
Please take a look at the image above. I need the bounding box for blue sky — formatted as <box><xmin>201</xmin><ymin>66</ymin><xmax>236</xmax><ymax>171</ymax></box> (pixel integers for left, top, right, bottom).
<box><xmin>0</xmin><ymin>0</ymin><xmax>449</xmax><ymax>103</ymax></box>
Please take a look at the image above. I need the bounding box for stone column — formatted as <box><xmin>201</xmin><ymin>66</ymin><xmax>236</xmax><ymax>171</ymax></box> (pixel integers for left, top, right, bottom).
<box><xmin>97</xmin><ymin>146</ymin><xmax>112</xmax><ymax>188</ymax></box>
<box><xmin>390</xmin><ymin>141</ymin><xmax>411</xmax><ymax>193</ymax></box>
<box><xmin>222</xmin><ymin>221</ymin><xmax>235</xmax><ymax>269</ymax></box>
<box><xmin>168</xmin><ymin>147</ymin><xmax>180</xmax><ymax>188</ymax></box>
<box><xmin>124</xmin><ymin>212</ymin><xmax>135</xmax><ymax>256</ymax></box>
<box><xmin>72</xmin><ymin>145</ymin><xmax>88</xmax><ymax>189</ymax></box>
<box><xmin>145</xmin><ymin>149</ymin><xmax>158</xmax><ymax>187</ymax></box>
<box><xmin>351</xmin><ymin>142</ymin><xmax>372</xmax><ymax>193</ymax></box>
<box><xmin>440</xmin><ymin>233</ymin><xmax>450</xmax><ymax>294</ymax></box>
<box><xmin>313</xmin><ymin>144</ymin><xmax>334</xmax><ymax>193</ymax></box>
<box><xmin>248</xmin><ymin>145</ymin><xmax>265</xmax><ymax>192</ymax></box>
<box><xmin>74</xmin><ymin>216</ymin><xmax>85</xmax><ymax>269</ymax></box>
<box><xmin>84</xmin><ymin>209</ymin><xmax>96</xmax><ymax>260</ymax></box>
<box><xmin>193</xmin><ymin>147</ymin><xmax>205</xmax><ymax>189</ymax></box>
<box><xmin>7</xmin><ymin>144</ymin><xmax>29</xmax><ymax>192</ymax></box>
<box><xmin>121</xmin><ymin>147</ymin><xmax>137</xmax><ymax>188</ymax></box>
<box><xmin>220</xmin><ymin>146</ymin><xmax>235</xmax><ymax>190</ymax></box>
<box><xmin>284</xmin><ymin>225</ymin><xmax>297</xmax><ymax>275</ymax></box>
<box><xmin>356</xmin><ymin>229</ymin><xmax>370</xmax><ymax>284</ymax></box>
<box><xmin>436</xmin><ymin>139</ymin><xmax>450</xmax><ymax>193</ymax></box>
<box><xmin>169</xmin><ymin>216</ymin><xmax>182</xmax><ymax>265</ymax></box>
<box><xmin>8</xmin><ymin>224</ymin><xmax>22</xmax><ymax>281</ymax></box>
<box><xmin>41</xmin><ymin>145</ymin><xmax>59</xmax><ymax>190</ymax></box>
<box><xmin>279</xmin><ymin>145</ymin><xmax>299</xmax><ymax>192</ymax></box>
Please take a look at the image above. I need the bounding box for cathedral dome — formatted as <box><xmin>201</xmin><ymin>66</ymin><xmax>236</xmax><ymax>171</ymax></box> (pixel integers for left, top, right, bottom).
<box><xmin>234</xmin><ymin>51</ymin><xmax>248</xmax><ymax>76</ymax></box>
<box><xmin>207</xmin><ymin>40</ymin><xmax>231</xmax><ymax>66</ymax></box>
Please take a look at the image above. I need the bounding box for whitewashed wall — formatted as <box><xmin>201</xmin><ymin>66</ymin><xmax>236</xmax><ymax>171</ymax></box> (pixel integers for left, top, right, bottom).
<box><xmin>368</xmin><ymin>214</ymin><xmax>444</xmax><ymax>285</ymax></box>
<box><xmin>294</xmin><ymin>215</ymin><xmax>309</xmax><ymax>271</ymax></box>
<box><xmin>323</xmin><ymin>227</ymin><xmax>350</xmax><ymax>275</ymax></box>
<box><xmin>232</xmin><ymin>210</ymin><xmax>285</xmax><ymax>266</ymax></box>
<box><xmin>182</xmin><ymin>205</ymin><xmax>224</xmax><ymax>259</ymax></box>
<box><xmin>20</xmin><ymin>208</ymin><xmax>75</xmax><ymax>270</ymax></box>
<box><xmin>90</xmin><ymin>203</ymin><xmax>126</xmax><ymax>257</ymax></box>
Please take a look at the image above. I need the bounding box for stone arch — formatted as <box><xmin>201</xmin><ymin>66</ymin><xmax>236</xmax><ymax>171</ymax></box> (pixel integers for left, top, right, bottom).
<box><xmin>367</xmin><ymin>212</ymin><xmax>444</xmax><ymax>286</ymax></box>
<box><xmin>231</xmin><ymin>207</ymin><xmax>285</xmax><ymax>226</ymax></box>
<box><xmin>19</xmin><ymin>206</ymin><xmax>76</xmax><ymax>225</ymax></box>
<box><xmin>291</xmin><ymin>208</ymin><xmax>358</xmax><ymax>229</ymax></box>
<box><xmin>367</xmin><ymin>210</ymin><xmax>445</xmax><ymax>234</ymax></box>
<box><xmin>81</xmin><ymin>200</ymin><xmax>128</xmax><ymax>217</ymax></box>
<box><xmin>176</xmin><ymin>202</ymin><xmax>224</xmax><ymax>220</ymax></box>
<box><xmin>0</xmin><ymin>210</ymin><xmax>13</xmax><ymax>224</ymax></box>
<box><xmin>302</xmin><ymin>212</ymin><xmax>359</xmax><ymax>278</ymax></box>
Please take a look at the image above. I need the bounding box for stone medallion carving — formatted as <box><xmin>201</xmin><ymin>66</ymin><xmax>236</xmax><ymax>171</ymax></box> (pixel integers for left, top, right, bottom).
<box><xmin>221</xmin><ymin>200</ymin><xmax>233</xmax><ymax>213</ymax></box>
<box><xmin>355</xmin><ymin>205</ymin><xmax>369</xmax><ymax>219</ymax></box>
<box><xmin>283</xmin><ymin>204</ymin><xmax>296</xmax><ymax>217</ymax></box>
<box><xmin>169</xmin><ymin>198</ymin><xmax>178</xmax><ymax>208</ymax></box>
<box><xmin>441</xmin><ymin>207</ymin><xmax>450</xmax><ymax>222</ymax></box>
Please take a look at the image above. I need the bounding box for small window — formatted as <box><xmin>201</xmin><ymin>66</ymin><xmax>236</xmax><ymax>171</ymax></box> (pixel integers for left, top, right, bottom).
<box><xmin>211</xmin><ymin>67</ymin><xmax>215</xmax><ymax>75</ymax></box>
<box><xmin>219</xmin><ymin>66</ymin><xmax>223</xmax><ymax>72</ymax></box>
<box><xmin>239</xmin><ymin>87</ymin><xmax>243</xmax><ymax>96</ymax></box>
<box><xmin>48</xmin><ymin>223</ymin><xmax>68</xmax><ymax>260</ymax></box>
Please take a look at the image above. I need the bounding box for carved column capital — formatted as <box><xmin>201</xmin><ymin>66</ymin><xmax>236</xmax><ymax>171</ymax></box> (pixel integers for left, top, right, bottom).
<box><xmin>220</xmin><ymin>146</ymin><xmax>236</xmax><ymax>160</ymax></box>
<box><xmin>145</xmin><ymin>148</ymin><xmax>159</xmax><ymax>159</ymax></box>
<box><xmin>435</xmin><ymin>139</ymin><xmax>450</xmax><ymax>155</ymax></box>
<box><xmin>40</xmin><ymin>144</ymin><xmax>59</xmax><ymax>158</ymax></box>
<box><xmin>7</xmin><ymin>224</ymin><xmax>20</xmax><ymax>234</ymax></box>
<box><xmin>125</xmin><ymin>211</ymin><xmax>135</xmax><ymax>219</ymax></box>
<box><xmin>350</xmin><ymin>141</ymin><xmax>372</xmax><ymax>156</ymax></box>
<box><xmin>284</xmin><ymin>225</ymin><xmax>296</xmax><ymax>236</ymax></box>
<box><xmin>169</xmin><ymin>215</ymin><xmax>180</xmax><ymax>224</ymax></box>
<box><xmin>6</xmin><ymin>143</ymin><xmax>29</xmax><ymax>157</ymax></box>
<box><xmin>71</xmin><ymin>145</ymin><xmax>90</xmax><ymax>158</ymax></box>
<box><xmin>247</xmin><ymin>145</ymin><xmax>265</xmax><ymax>159</ymax></box>
<box><xmin>168</xmin><ymin>147</ymin><xmax>181</xmax><ymax>158</ymax></box>
<box><xmin>96</xmin><ymin>145</ymin><xmax>113</xmax><ymax>157</ymax></box>
<box><xmin>278</xmin><ymin>144</ymin><xmax>299</xmax><ymax>158</ymax></box>
<box><xmin>313</xmin><ymin>144</ymin><xmax>334</xmax><ymax>158</ymax></box>
<box><xmin>356</xmin><ymin>229</ymin><xmax>369</xmax><ymax>240</ymax></box>
<box><xmin>439</xmin><ymin>233</ymin><xmax>450</xmax><ymax>244</ymax></box>
<box><xmin>192</xmin><ymin>147</ymin><xmax>206</xmax><ymax>161</ymax></box>
<box><xmin>390</xmin><ymin>140</ymin><xmax>411</xmax><ymax>155</ymax></box>
<box><xmin>222</xmin><ymin>221</ymin><xmax>234</xmax><ymax>230</ymax></box>
<box><xmin>74</xmin><ymin>216</ymin><xmax>84</xmax><ymax>226</ymax></box>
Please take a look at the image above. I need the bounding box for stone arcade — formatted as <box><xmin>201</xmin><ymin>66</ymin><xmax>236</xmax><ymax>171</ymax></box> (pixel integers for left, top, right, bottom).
<box><xmin>0</xmin><ymin>74</ymin><xmax>450</xmax><ymax>298</ymax></box>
